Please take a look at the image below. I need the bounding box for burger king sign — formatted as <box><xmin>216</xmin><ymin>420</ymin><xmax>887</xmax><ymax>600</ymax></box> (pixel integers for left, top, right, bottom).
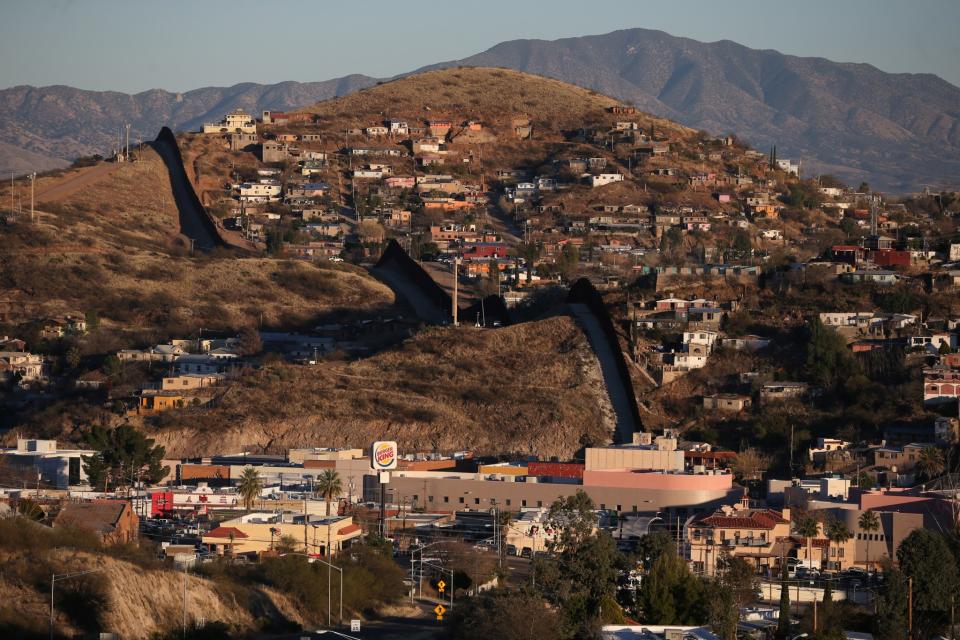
<box><xmin>371</xmin><ymin>441</ymin><xmax>398</xmax><ymax>470</ymax></box>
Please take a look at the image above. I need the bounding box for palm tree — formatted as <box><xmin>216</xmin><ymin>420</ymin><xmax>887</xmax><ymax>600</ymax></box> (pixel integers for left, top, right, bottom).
<box><xmin>315</xmin><ymin>469</ymin><xmax>343</xmax><ymax>557</ymax></box>
<box><xmin>916</xmin><ymin>447</ymin><xmax>945</xmax><ymax>482</ymax></box>
<box><xmin>795</xmin><ymin>515</ymin><xmax>820</xmax><ymax>570</ymax></box>
<box><xmin>237</xmin><ymin>467</ymin><xmax>263</xmax><ymax>512</ymax></box>
<box><xmin>825</xmin><ymin>519</ymin><xmax>852</xmax><ymax>572</ymax></box>
<box><xmin>857</xmin><ymin>510</ymin><xmax>880</xmax><ymax>570</ymax></box>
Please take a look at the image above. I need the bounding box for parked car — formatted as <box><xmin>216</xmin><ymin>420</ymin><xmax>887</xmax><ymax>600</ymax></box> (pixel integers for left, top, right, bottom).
<box><xmin>520</xmin><ymin>547</ymin><xmax>532</xmax><ymax>558</ymax></box>
<box><xmin>506</xmin><ymin>544</ymin><xmax>517</xmax><ymax>556</ymax></box>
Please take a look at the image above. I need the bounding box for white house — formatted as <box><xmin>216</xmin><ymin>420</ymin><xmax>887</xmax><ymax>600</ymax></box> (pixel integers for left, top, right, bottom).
<box><xmin>591</xmin><ymin>173</ymin><xmax>624</xmax><ymax>188</ymax></box>
<box><xmin>202</xmin><ymin>109</ymin><xmax>257</xmax><ymax>134</ymax></box>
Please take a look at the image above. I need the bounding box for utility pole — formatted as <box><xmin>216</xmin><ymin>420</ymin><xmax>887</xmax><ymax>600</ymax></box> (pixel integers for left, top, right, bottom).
<box><xmin>29</xmin><ymin>172</ymin><xmax>36</xmax><ymax>223</ymax></box>
<box><xmin>452</xmin><ymin>257</ymin><xmax>461</xmax><ymax>326</ymax></box>
<box><xmin>125</xmin><ymin>123</ymin><xmax>131</xmax><ymax>165</ymax></box>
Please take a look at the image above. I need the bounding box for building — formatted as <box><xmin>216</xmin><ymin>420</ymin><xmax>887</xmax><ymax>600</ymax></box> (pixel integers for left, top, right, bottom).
<box><xmin>0</xmin><ymin>350</ymin><xmax>47</xmax><ymax>385</ymax></box>
<box><xmin>202</xmin><ymin>512</ymin><xmax>363</xmax><ymax>557</ymax></box>
<box><xmin>53</xmin><ymin>499</ymin><xmax>139</xmax><ymax>545</ymax></box>
<box><xmin>591</xmin><ymin>173</ymin><xmax>625</xmax><ymax>188</ymax></box>
<box><xmin>585</xmin><ymin>435</ymin><xmax>685</xmax><ymax>473</ymax></box>
<box><xmin>202</xmin><ymin>109</ymin><xmax>257</xmax><ymax>134</ymax></box>
<box><xmin>759</xmin><ymin>382</ymin><xmax>808</xmax><ymax>404</ymax></box>
<box><xmin>687</xmin><ymin>504</ymin><xmax>792</xmax><ymax>576</ymax></box>
<box><xmin>0</xmin><ymin>439</ymin><xmax>89</xmax><ymax>488</ymax></box>
<box><xmin>702</xmin><ymin>394</ymin><xmax>752</xmax><ymax>413</ymax></box>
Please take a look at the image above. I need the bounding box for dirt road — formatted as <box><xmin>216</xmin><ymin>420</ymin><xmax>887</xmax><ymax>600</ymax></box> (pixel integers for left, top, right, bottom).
<box><xmin>35</xmin><ymin>162</ymin><xmax>120</xmax><ymax>202</ymax></box>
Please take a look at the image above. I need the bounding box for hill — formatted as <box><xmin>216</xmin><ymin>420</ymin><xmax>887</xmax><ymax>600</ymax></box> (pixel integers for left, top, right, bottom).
<box><xmin>4</xmin><ymin>29</ymin><xmax>957</xmax><ymax>192</ymax></box>
<box><xmin>0</xmin><ymin>148</ymin><xmax>394</xmax><ymax>342</ymax></box>
<box><xmin>144</xmin><ymin>315</ymin><xmax>616</xmax><ymax>459</ymax></box>
<box><xmin>426</xmin><ymin>28</ymin><xmax>960</xmax><ymax>192</ymax></box>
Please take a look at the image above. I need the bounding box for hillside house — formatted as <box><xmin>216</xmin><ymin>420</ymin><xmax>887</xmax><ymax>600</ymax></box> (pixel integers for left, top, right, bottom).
<box><xmin>759</xmin><ymin>382</ymin><xmax>808</xmax><ymax>404</ymax></box>
<box><xmin>261</xmin><ymin>141</ymin><xmax>289</xmax><ymax>163</ymax></box>
<box><xmin>591</xmin><ymin>173</ymin><xmax>624</xmax><ymax>188</ymax></box>
<box><xmin>702</xmin><ymin>394</ymin><xmax>752</xmax><ymax>413</ymax></box>
<box><xmin>0</xmin><ymin>351</ymin><xmax>47</xmax><ymax>385</ymax></box>
<box><xmin>202</xmin><ymin>109</ymin><xmax>256</xmax><ymax>134</ymax></box>
<box><xmin>427</xmin><ymin>120</ymin><xmax>452</xmax><ymax>137</ymax></box>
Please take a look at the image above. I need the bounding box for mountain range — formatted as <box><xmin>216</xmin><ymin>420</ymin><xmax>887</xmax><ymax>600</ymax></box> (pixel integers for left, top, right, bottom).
<box><xmin>2</xmin><ymin>27</ymin><xmax>959</xmax><ymax>192</ymax></box>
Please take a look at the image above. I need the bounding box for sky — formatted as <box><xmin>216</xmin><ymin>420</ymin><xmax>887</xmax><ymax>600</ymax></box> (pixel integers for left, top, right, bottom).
<box><xmin>2</xmin><ymin>0</ymin><xmax>959</xmax><ymax>93</ymax></box>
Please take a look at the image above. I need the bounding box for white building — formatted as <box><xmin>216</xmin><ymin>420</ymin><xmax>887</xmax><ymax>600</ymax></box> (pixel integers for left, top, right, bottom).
<box><xmin>591</xmin><ymin>173</ymin><xmax>624</xmax><ymax>188</ymax></box>
<box><xmin>238</xmin><ymin>182</ymin><xmax>282</xmax><ymax>202</ymax></box>
<box><xmin>0</xmin><ymin>351</ymin><xmax>47</xmax><ymax>385</ymax></box>
<box><xmin>0</xmin><ymin>440</ymin><xmax>90</xmax><ymax>488</ymax></box>
<box><xmin>202</xmin><ymin>109</ymin><xmax>257</xmax><ymax>134</ymax></box>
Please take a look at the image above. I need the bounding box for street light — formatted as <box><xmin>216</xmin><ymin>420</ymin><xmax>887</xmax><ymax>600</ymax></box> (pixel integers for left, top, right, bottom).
<box><xmin>50</xmin><ymin>568</ymin><xmax>105</xmax><ymax>640</ymax></box>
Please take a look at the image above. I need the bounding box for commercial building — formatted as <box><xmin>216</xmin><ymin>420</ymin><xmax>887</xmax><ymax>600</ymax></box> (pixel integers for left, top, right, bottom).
<box><xmin>0</xmin><ymin>439</ymin><xmax>89</xmax><ymax>488</ymax></box>
<box><xmin>202</xmin><ymin>512</ymin><xmax>363</xmax><ymax>557</ymax></box>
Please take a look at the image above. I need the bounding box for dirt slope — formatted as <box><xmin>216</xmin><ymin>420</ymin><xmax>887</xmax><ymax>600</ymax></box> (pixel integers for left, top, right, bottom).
<box><xmin>148</xmin><ymin>315</ymin><xmax>616</xmax><ymax>459</ymax></box>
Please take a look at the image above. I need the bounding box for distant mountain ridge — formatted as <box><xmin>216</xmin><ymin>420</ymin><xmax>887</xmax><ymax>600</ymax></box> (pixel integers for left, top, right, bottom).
<box><xmin>2</xmin><ymin>27</ymin><xmax>959</xmax><ymax>192</ymax></box>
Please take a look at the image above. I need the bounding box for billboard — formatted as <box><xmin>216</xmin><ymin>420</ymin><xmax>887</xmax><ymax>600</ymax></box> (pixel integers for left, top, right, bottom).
<box><xmin>371</xmin><ymin>441</ymin><xmax>398</xmax><ymax>470</ymax></box>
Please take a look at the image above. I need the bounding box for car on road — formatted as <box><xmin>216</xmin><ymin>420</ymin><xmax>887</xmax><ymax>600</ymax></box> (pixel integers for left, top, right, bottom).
<box><xmin>506</xmin><ymin>544</ymin><xmax>517</xmax><ymax>556</ymax></box>
<box><xmin>520</xmin><ymin>547</ymin><xmax>532</xmax><ymax>558</ymax></box>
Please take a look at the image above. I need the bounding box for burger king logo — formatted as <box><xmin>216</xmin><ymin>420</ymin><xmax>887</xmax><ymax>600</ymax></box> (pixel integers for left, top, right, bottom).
<box><xmin>372</xmin><ymin>441</ymin><xmax>398</xmax><ymax>470</ymax></box>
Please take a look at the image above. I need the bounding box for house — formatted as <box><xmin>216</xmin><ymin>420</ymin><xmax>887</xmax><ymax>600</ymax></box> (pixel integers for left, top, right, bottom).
<box><xmin>202</xmin><ymin>512</ymin><xmax>363</xmax><ymax>557</ymax></box>
<box><xmin>261</xmin><ymin>141</ymin><xmax>289</xmax><ymax>163</ymax></box>
<box><xmin>808</xmin><ymin>438</ymin><xmax>851</xmax><ymax>464</ymax></box>
<box><xmin>602</xmin><ymin>626</ymin><xmax>720</xmax><ymax>640</ymax></box>
<box><xmin>591</xmin><ymin>173</ymin><xmax>624</xmax><ymax>188</ymax></box>
<box><xmin>759</xmin><ymin>382</ymin><xmax>808</xmax><ymax>404</ymax></box>
<box><xmin>0</xmin><ymin>351</ymin><xmax>48</xmax><ymax>385</ymax></box>
<box><xmin>202</xmin><ymin>109</ymin><xmax>256</xmax><ymax>134</ymax></box>
<box><xmin>412</xmin><ymin>138</ymin><xmax>442</xmax><ymax>154</ymax></box>
<box><xmin>75</xmin><ymin>370</ymin><xmax>108</xmax><ymax>390</ymax></box>
<box><xmin>53</xmin><ymin>499</ymin><xmax>139</xmax><ymax>545</ymax></box>
<box><xmin>688</xmin><ymin>504</ymin><xmax>792</xmax><ymax>576</ymax></box>
<box><xmin>229</xmin><ymin>132</ymin><xmax>258</xmax><ymax>151</ymax></box>
<box><xmin>238</xmin><ymin>182</ymin><xmax>281</xmax><ymax>202</ymax></box>
<box><xmin>137</xmin><ymin>390</ymin><xmax>190</xmax><ymax>415</ymax></box>
<box><xmin>387</xmin><ymin>120</ymin><xmax>409</xmax><ymax>136</ymax></box>
<box><xmin>702</xmin><ymin>394</ymin><xmax>752</xmax><ymax>413</ymax></box>
<box><xmin>365</xmin><ymin>125</ymin><xmax>388</xmax><ymax>137</ymax></box>
<box><xmin>840</xmin><ymin>270</ymin><xmax>901</xmax><ymax>285</ymax></box>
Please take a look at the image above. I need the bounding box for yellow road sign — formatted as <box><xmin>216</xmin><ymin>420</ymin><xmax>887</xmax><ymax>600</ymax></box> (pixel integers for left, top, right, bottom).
<box><xmin>434</xmin><ymin>604</ymin><xmax>447</xmax><ymax>620</ymax></box>
<box><xmin>437</xmin><ymin>580</ymin><xmax>446</xmax><ymax>593</ymax></box>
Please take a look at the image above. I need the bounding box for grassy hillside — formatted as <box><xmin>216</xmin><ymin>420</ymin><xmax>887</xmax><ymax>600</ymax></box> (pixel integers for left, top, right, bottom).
<box><xmin>146</xmin><ymin>315</ymin><xmax>616</xmax><ymax>459</ymax></box>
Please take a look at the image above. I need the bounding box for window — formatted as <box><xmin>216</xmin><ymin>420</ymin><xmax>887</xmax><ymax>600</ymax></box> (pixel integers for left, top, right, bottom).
<box><xmin>443</xmin><ymin>496</ymin><xmax>449</xmax><ymax>503</ymax></box>
<box><xmin>505</xmin><ymin>499</ymin><xmax>511</xmax><ymax>506</ymax></box>
<box><xmin>536</xmin><ymin>501</ymin><xmax>542</xmax><ymax>508</ymax></box>
<box><xmin>600</xmin><ymin>504</ymin><xmax>606</xmax><ymax>510</ymax></box>
<box><xmin>474</xmin><ymin>498</ymin><xmax>480</xmax><ymax>505</ymax></box>
<box><xmin>458</xmin><ymin>497</ymin><xmax>465</xmax><ymax>504</ymax></box>
<box><xmin>428</xmin><ymin>496</ymin><xmax>434</xmax><ymax>503</ymax></box>
<box><xmin>521</xmin><ymin>500</ymin><xmax>527</xmax><ymax>507</ymax></box>
<box><xmin>616</xmin><ymin>505</ymin><xmax>622</xmax><ymax>512</ymax></box>
<box><xmin>632</xmin><ymin>505</ymin><xmax>637</xmax><ymax>512</ymax></box>
<box><xmin>412</xmin><ymin>495</ymin><xmax>418</xmax><ymax>502</ymax></box>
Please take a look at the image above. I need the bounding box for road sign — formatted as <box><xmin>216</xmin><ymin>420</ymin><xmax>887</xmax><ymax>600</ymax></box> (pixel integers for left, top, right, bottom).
<box><xmin>350</xmin><ymin>619</ymin><xmax>361</xmax><ymax>632</ymax></box>
<box><xmin>437</xmin><ymin>579</ymin><xmax>446</xmax><ymax>593</ymax></box>
<box><xmin>434</xmin><ymin>604</ymin><xmax>446</xmax><ymax>620</ymax></box>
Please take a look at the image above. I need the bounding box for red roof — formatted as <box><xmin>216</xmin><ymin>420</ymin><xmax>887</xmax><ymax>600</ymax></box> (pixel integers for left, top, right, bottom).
<box><xmin>698</xmin><ymin>509</ymin><xmax>788</xmax><ymax>530</ymax></box>
<box><xmin>206</xmin><ymin>526</ymin><xmax>248</xmax><ymax>539</ymax></box>
<box><xmin>337</xmin><ymin>524</ymin><xmax>361</xmax><ymax>536</ymax></box>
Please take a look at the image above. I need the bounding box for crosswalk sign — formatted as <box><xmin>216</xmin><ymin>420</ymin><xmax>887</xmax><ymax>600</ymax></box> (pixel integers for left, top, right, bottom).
<box><xmin>437</xmin><ymin>579</ymin><xmax>446</xmax><ymax>593</ymax></box>
<box><xmin>434</xmin><ymin>604</ymin><xmax>447</xmax><ymax>620</ymax></box>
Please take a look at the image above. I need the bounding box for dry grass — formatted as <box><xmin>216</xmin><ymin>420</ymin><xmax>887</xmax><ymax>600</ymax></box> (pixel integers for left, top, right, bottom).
<box><xmin>148</xmin><ymin>314</ymin><xmax>616</xmax><ymax>459</ymax></box>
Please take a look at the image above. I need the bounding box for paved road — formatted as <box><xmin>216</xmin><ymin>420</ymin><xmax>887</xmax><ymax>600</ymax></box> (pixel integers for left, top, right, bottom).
<box><xmin>35</xmin><ymin>162</ymin><xmax>120</xmax><ymax>202</ymax></box>
<box><xmin>260</xmin><ymin>601</ymin><xmax>443</xmax><ymax>640</ymax></box>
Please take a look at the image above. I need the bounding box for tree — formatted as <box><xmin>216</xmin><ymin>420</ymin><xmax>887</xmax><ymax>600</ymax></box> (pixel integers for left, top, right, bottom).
<box><xmin>533</xmin><ymin>491</ymin><xmax>625</xmax><ymax>637</ymax></box>
<box><xmin>315</xmin><ymin>469</ymin><xmax>342</xmax><ymax>557</ymax></box>
<box><xmin>795</xmin><ymin>515</ymin><xmax>820</xmax><ymax>570</ymax></box>
<box><xmin>857</xmin><ymin>511</ymin><xmax>880</xmax><ymax>569</ymax></box>
<box><xmin>825</xmin><ymin>518</ymin><xmax>852</xmax><ymax>572</ymax></box>
<box><xmin>236</xmin><ymin>467</ymin><xmax>263</xmax><ymax>512</ymax></box>
<box><xmin>65</xmin><ymin>347</ymin><xmax>81</xmax><ymax>370</ymax></box>
<box><xmin>238</xmin><ymin>325</ymin><xmax>262</xmax><ymax>356</ymax></box>
<box><xmin>102</xmin><ymin>354</ymin><xmax>123</xmax><ymax>380</ymax></box>
<box><xmin>707</xmin><ymin>553</ymin><xmax>759</xmax><ymax>640</ymax></box>
<box><xmin>874</xmin><ymin>564</ymin><xmax>909</xmax><ymax>640</ymax></box>
<box><xmin>916</xmin><ymin>447</ymin><xmax>945</xmax><ymax>482</ymax></box>
<box><xmin>895</xmin><ymin>529</ymin><xmax>960</xmax><ymax>636</ymax></box>
<box><xmin>445</xmin><ymin>589</ymin><xmax>563</xmax><ymax>640</ymax></box>
<box><xmin>82</xmin><ymin>424</ymin><xmax>168</xmax><ymax>491</ymax></box>
<box><xmin>776</xmin><ymin>560</ymin><xmax>791</xmax><ymax>639</ymax></box>
<box><xmin>275</xmin><ymin>534</ymin><xmax>299</xmax><ymax>554</ymax></box>
<box><xmin>731</xmin><ymin>448</ymin><xmax>772</xmax><ymax>482</ymax></box>
<box><xmin>557</xmin><ymin>242</ymin><xmax>579</xmax><ymax>283</ymax></box>
<box><xmin>805</xmin><ymin>318</ymin><xmax>859</xmax><ymax>390</ymax></box>
<box><xmin>637</xmin><ymin>550</ymin><xmax>705</xmax><ymax>625</ymax></box>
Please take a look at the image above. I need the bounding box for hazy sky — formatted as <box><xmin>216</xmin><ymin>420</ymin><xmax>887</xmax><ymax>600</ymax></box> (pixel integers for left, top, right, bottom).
<box><xmin>3</xmin><ymin>0</ymin><xmax>959</xmax><ymax>93</ymax></box>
